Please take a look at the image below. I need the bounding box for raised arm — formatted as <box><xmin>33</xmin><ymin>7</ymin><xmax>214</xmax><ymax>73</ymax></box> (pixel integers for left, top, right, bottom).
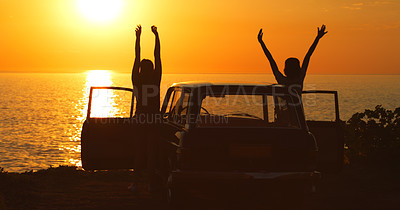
<box><xmin>301</xmin><ymin>24</ymin><xmax>327</xmax><ymax>78</ymax></box>
<box><xmin>132</xmin><ymin>25</ymin><xmax>141</xmax><ymax>85</ymax></box>
<box><xmin>152</xmin><ymin>25</ymin><xmax>162</xmax><ymax>84</ymax></box>
<box><xmin>258</xmin><ymin>29</ymin><xmax>285</xmax><ymax>83</ymax></box>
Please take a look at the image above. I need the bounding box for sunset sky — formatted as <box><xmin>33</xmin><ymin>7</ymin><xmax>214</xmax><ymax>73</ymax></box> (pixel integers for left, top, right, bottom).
<box><xmin>0</xmin><ymin>0</ymin><xmax>399</xmax><ymax>74</ymax></box>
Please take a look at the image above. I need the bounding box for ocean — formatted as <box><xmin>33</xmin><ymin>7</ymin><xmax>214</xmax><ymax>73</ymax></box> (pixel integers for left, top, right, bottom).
<box><xmin>1</xmin><ymin>72</ymin><xmax>400</xmax><ymax>172</ymax></box>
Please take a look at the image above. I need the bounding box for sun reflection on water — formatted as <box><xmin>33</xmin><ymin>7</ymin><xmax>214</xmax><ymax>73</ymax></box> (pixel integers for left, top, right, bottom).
<box><xmin>86</xmin><ymin>70</ymin><xmax>113</xmax><ymax>87</ymax></box>
<box><xmin>61</xmin><ymin>70</ymin><xmax>116</xmax><ymax>168</ymax></box>
<box><xmin>85</xmin><ymin>70</ymin><xmax>120</xmax><ymax>118</ymax></box>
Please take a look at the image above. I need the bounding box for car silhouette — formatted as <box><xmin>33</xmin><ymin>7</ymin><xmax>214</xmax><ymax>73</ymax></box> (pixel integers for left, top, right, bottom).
<box><xmin>81</xmin><ymin>81</ymin><xmax>344</xmax><ymax>207</ymax></box>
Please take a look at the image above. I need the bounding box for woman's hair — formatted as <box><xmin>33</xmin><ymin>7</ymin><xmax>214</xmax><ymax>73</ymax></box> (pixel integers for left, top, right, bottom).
<box><xmin>284</xmin><ymin>57</ymin><xmax>301</xmax><ymax>78</ymax></box>
<box><xmin>140</xmin><ymin>59</ymin><xmax>154</xmax><ymax>72</ymax></box>
<box><xmin>139</xmin><ymin>59</ymin><xmax>154</xmax><ymax>82</ymax></box>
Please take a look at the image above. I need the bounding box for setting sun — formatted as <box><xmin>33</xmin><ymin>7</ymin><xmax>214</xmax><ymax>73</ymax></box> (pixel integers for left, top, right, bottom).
<box><xmin>77</xmin><ymin>0</ymin><xmax>123</xmax><ymax>22</ymax></box>
<box><xmin>0</xmin><ymin>0</ymin><xmax>399</xmax><ymax>74</ymax></box>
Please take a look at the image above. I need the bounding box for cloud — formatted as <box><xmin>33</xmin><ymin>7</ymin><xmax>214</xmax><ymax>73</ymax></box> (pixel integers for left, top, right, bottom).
<box><xmin>372</xmin><ymin>1</ymin><xmax>395</xmax><ymax>5</ymax></box>
<box><xmin>348</xmin><ymin>22</ymin><xmax>400</xmax><ymax>31</ymax></box>
<box><xmin>383</xmin><ymin>23</ymin><xmax>400</xmax><ymax>30</ymax></box>
<box><xmin>343</xmin><ymin>0</ymin><xmax>398</xmax><ymax>10</ymax></box>
<box><xmin>322</xmin><ymin>7</ymin><xmax>329</xmax><ymax>13</ymax></box>
<box><xmin>343</xmin><ymin>6</ymin><xmax>362</xmax><ymax>10</ymax></box>
<box><xmin>343</xmin><ymin>2</ymin><xmax>364</xmax><ymax>10</ymax></box>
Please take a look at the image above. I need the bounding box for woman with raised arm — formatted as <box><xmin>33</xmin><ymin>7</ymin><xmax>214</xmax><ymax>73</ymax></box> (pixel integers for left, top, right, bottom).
<box><xmin>130</xmin><ymin>25</ymin><xmax>162</xmax><ymax>194</ymax></box>
<box><xmin>132</xmin><ymin>25</ymin><xmax>162</xmax><ymax>115</ymax></box>
<box><xmin>258</xmin><ymin>25</ymin><xmax>327</xmax><ymax>95</ymax></box>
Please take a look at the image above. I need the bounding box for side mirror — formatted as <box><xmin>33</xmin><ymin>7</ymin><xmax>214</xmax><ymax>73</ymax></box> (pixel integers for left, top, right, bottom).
<box><xmin>163</xmin><ymin>113</ymin><xmax>170</xmax><ymax>120</ymax></box>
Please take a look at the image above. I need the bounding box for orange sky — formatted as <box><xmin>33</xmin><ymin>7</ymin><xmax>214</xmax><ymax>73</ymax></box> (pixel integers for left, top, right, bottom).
<box><xmin>0</xmin><ymin>0</ymin><xmax>399</xmax><ymax>74</ymax></box>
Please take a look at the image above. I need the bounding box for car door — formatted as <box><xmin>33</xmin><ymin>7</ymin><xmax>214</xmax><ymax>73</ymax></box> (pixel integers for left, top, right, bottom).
<box><xmin>302</xmin><ymin>90</ymin><xmax>344</xmax><ymax>173</ymax></box>
<box><xmin>81</xmin><ymin>86</ymin><xmax>136</xmax><ymax>170</ymax></box>
<box><xmin>160</xmin><ymin>88</ymin><xmax>191</xmax><ymax>169</ymax></box>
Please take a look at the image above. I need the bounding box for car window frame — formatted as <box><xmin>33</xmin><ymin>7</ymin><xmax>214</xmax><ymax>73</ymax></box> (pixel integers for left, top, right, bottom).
<box><xmin>196</xmin><ymin>88</ymin><xmax>301</xmax><ymax>129</ymax></box>
<box><xmin>164</xmin><ymin>87</ymin><xmax>192</xmax><ymax>127</ymax></box>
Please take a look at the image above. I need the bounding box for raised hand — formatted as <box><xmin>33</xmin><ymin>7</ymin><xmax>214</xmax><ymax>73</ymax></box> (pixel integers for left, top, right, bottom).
<box><xmin>151</xmin><ymin>25</ymin><xmax>158</xmax><ymax>36</ymax></box>
<box><xmin>135</xmin><ymin>25</ymin><xmax>142</xmax><ymax>37</ymax></box>
<box><xmin>258</xmin><ymin>29</ymin><xmax>263</xmax><ymax>43</ymax></box>
<box><xmin>317</xmin><ymin>24</ymin><xmax>327</xmax><ymax>39</ymax></box>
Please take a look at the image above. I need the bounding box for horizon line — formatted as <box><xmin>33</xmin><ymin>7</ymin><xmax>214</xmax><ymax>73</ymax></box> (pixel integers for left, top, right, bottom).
<box><xmin>0</xmin><ymin>71</ymin><xmax>400</xmax><ymax>76</ymax></box>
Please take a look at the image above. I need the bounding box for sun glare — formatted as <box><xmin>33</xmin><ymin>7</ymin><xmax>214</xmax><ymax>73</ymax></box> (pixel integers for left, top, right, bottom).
<box><xmin>84</xmin><ymin>70</ymin><xmax>116</xmax><ymax>118</ymax></box>
<box><xmin>77</xmin><ymin>0</ymin><xmax>123</xmax><ymax>22</ymax></box>
<box><xmin>86</xmin><ymin>70</ymin><xmax>113</xmax><ymax>87</ymax></box>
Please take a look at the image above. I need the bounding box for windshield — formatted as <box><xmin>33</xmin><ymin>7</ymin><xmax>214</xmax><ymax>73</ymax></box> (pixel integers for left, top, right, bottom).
<box><xmin>198</xmin><ymin>94</ymin><xmax>299</xmax><ymax>128</ymax></box>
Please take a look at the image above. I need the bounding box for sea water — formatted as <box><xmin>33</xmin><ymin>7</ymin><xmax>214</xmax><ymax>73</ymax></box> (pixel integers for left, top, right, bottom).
<box><xmin>1</xmin><ymin>72</ymin><xmax>400</xmax><ymax>172</ymax></box>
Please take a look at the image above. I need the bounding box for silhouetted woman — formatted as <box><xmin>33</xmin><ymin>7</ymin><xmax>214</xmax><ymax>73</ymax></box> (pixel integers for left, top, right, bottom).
<box><xmin>132</xmin><ymin>25</ymin><xmax>162</xmax><ymax>115</ymax></box>
<box><xmin>258</xmin><ymin>25</ymin><xmax>327</xmax><ymax>95</ymax></box>
<box><xmin>130</xmin><ymin>25</ymin><xmax>162</xmax><ymax>193</ymax></box>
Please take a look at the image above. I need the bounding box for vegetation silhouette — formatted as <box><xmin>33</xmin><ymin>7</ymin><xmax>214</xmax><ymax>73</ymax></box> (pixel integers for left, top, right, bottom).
<box><xmin>344</xmin><ymin>105</ymin><xmax>400</xmax><ymax>166</ymax></box>
<box><xmin>258</xmin><ymin>25</ymin><xmax>327</xmax><ymax>94</ymax></box>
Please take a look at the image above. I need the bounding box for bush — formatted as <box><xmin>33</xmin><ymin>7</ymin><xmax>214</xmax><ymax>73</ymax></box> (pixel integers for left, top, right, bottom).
<box><xmin>344</xmin><ymin>105</ymin><xmax>400</xmax><ymax>165</ymax></box>
<box><xmin>0</xmin><ymin>167</ymin><xmax>6</xmax><ymax>175</ymax></box>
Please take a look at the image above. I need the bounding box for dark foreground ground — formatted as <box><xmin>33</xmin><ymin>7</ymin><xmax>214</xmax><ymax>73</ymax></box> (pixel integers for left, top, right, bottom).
<box><xmin>1</xmin><ymin>164</ymin><xmax>400</xmax><ymax>210</ymax></box>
